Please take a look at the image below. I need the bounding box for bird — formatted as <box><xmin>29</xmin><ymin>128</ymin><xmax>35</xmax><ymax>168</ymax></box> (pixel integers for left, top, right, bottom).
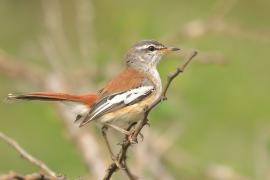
<box><xmin>7</xmin><ymin>40</ymin><xmax>180</xmax><ymax>138</ymax></box>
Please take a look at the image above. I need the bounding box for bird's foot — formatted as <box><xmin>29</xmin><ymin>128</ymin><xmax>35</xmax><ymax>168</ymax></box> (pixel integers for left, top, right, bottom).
<box><xmin>127</xmin><ymin>130</ymin><xmax>144</xmax><ymax>144</ymax></box>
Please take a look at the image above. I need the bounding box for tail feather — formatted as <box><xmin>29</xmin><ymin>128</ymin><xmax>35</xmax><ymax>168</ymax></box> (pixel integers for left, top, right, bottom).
<box><xmin>7</xmin><ymin>92</ymin><xmax>97</xmax><ymax>106</ymax></box>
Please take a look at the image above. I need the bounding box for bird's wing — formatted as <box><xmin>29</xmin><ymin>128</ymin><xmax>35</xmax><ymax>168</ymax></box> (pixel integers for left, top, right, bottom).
<box><xmin>82</xmin><ymin>86</ymin><xmax>153</xmax><ymax>123</ymax></box>
<box><xmin>79</xmin><ymin>68</ymin><xmax>154</xmax><ymax>127</ymax></box>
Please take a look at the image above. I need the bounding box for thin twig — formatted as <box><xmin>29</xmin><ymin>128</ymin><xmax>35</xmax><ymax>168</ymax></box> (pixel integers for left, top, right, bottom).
<box><xmin>0</xmin><ymin>132</ymin><xmax>58</xmax><ymax>178</ymax></box>
<box><xmin>119</xmin><ymin>124</ymin><xmax>138</xmax><ymax>180</ymax></box>
<box><xmin>122</xmin><ymin>159</ymin><xmax>138</xmax><ymax>180</ymax></box>
<box><xmin>102</xmin><ymin>126</ymin><xmax>115</xmax><ymax>159</ymax></box>
<box><xmin>103</xmin><ymin>51</ymin><xmax>198</xmax><ymax>180</ymax></box>
<box><xmin>0</xmin><ymin>171</ymin><xmax>55</xmax><ymax>180</ymax></box>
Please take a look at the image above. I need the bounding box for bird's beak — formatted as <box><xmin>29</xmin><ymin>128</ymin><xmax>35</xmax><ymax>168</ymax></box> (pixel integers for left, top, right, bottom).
<box><xmin>160</xmin><ymin>46</ymin><xmax>180</xmax><ymax>54</ymax></box>
<box><xmin>167</xmin><ymin>47</ymin><xmax>180</xmax><ymax>51</ymax></box>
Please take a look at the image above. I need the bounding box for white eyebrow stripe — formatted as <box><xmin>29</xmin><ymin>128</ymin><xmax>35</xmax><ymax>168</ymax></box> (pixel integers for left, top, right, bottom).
<box><xmin>136</xmin><ymin>44</ymin><xmax>151</xmax><ymax>50</ymax></box>
<box><xmin>136</xmin><ymin>44</ymin><xmax>164</xmax><ymax>50</ymax></box>
<box><xmin>88</xmin><ymin>86</ymin><xmax>154</xmax><ymax>121</ymax></box>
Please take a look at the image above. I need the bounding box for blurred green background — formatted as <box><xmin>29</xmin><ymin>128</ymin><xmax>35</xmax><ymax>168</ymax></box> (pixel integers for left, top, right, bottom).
<box><xmin>0</xmin><ymin>0</ymin><xmax>270</xmax><ymax>179</ymax></box>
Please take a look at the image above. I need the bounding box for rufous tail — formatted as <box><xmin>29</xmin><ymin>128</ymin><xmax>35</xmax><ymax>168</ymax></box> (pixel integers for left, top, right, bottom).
<box><xmin>7</xmin><ymin>92</ymin><xmax>97</xmax><ymax>106</ymax></box>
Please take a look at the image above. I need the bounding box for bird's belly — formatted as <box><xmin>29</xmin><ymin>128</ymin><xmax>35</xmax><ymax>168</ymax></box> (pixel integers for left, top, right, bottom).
<box><xmin>98</xmin><ymin>104</ymin><xmax>144</xmax><ymax>128</ymax></box>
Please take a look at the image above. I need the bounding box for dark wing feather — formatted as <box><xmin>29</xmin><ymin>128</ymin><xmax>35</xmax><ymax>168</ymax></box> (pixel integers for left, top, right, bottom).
<box><xmin>79</xmin><ymin>86</ymin><xmax>154</xmax><ymax>127</ymax></box>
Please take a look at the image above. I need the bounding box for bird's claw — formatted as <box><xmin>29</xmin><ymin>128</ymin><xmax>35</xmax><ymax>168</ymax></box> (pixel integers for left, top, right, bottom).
<box><xmin>127</xmin><ymin>130</ymin><xmax>144</xmax><ymax>143</ymax></box>
<box><xmin>138</xmin><ymin>132</ymin><xmax>144</xmax><ymax>142</ymax></box>
<box><xmin>128</xmin><ymin>134</ymin><xmax>138</xmax><ymax>144</ymax></box>
<box><xmin>144</xmin><ymin>122</ymin><xmax>150</xmax><ymax>127</ymax></box>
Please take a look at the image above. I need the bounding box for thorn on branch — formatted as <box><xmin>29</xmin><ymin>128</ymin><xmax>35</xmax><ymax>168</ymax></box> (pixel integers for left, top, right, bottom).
<box><xmin>177</xmin><ymin>67</ymin><xmax>183</xmax><ymax>73</ymax></box>
<box><xmin>161</xmin><ymin>96</ymin><xmax>167</xmax><ymax>101</ymax></box>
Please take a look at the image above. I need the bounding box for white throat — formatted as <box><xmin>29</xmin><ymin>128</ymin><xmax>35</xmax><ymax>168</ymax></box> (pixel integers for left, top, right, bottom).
<box><xmin>146</xmin><ymin>66</ymin><xmax>162</xmax><ymax>100</ymax></box>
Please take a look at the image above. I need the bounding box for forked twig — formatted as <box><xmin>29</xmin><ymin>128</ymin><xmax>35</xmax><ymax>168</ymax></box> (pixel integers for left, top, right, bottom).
<box><xmin>103</xmin><ymin>50</ymin><xmax>198</xmax><ymax>180</ymax></box>
<box><xmin>0</xmin><ymin>132</ymin><xmax>58</xmax><ymax>178</ymax></box>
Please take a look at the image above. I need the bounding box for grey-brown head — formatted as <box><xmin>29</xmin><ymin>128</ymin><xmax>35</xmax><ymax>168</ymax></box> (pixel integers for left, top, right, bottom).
<box><xmin>126</xmin><ymin>40</ymin><xmax>180</xmax><ymax>70</ymax></box>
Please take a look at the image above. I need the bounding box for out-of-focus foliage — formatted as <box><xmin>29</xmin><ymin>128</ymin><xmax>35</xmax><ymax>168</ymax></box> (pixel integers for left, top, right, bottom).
<box><xmin>0</xmin><ymin>0</ymin><xmax>270</xmax><ymax>179</ymax></box>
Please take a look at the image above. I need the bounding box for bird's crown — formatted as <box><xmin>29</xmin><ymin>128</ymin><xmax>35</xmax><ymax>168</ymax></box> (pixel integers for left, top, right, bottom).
<box><xmin>132</xmin><ymin>40</ymin><xmax>166</xmax><ymax>51</ymax></box>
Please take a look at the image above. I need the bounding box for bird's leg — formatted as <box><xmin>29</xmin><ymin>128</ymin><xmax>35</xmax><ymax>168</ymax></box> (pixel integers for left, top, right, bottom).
<box><xmin>128</xmin><ymin>122</ymin><xmax>145</xmax><ymax>142</ymax></box>
<box><xmin>101</xmin><ymin>125</ymin><xmax>115</xmax><ymax>160</ymax></box>
<box><xmin>105</xmin><ymin>123</ymin><xmax>139</xmax><ymax>144</ymax></box>
<box><xmin>105</xmin><ymin>123</ymin><xmax>131</xmax><ymax>136</ymax></box>
<box><xmin>102</xmin><ymin>125</ymin><xmax>127</xmax><ymax>169</ymax></box>
<box><xmin>101</xmin><ymin>125</ymin><xmax>125</xmax><ymax>169</ymax></box>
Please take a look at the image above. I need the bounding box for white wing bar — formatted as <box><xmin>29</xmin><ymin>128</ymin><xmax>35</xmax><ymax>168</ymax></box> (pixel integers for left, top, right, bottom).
<box><xmin>89</xmin><ymin>86</ymin><xmax>154</xmax><ymax>121</ymax></box>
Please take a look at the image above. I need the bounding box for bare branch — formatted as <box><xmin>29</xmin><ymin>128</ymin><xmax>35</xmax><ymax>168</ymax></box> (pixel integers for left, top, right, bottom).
<box><xmin>0</xmin><ymin>132</ymin><xmax>57</xmax><ymax>178</ymax></box>
<box><xmin>0</xmin><ymin>171</ymin><xmax>57</xmax><ymax>180</ymax></box>
<box><xmin>103</xmin><ymin>51</ymin><xmax>198</xmax><ymax>180</ymax></box>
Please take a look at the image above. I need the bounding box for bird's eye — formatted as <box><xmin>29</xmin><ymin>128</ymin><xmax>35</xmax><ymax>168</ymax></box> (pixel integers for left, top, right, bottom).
<box><xmin>147</xmin><ymin>46</ymin><xmax>155</xmax><ymax>51</ymax></box>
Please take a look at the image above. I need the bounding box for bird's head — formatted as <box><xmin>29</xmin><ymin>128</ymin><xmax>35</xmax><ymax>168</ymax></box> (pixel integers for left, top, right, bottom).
<box><xmin>126</xmin><ymin>40</ymin><xmax>180</xmax><ymax>69</ymax></box>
